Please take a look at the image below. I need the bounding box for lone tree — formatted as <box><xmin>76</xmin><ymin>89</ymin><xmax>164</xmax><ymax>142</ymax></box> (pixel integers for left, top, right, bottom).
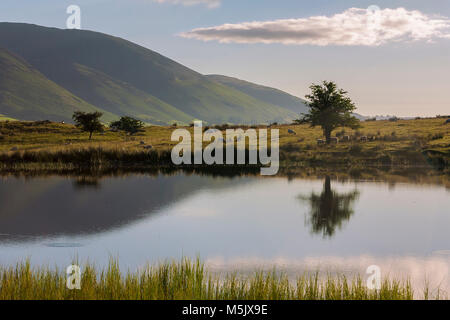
<box><xmin>296</xmin><ymin>81</ymin><xmax>360</xmax><ymax>143</ymax></box>
<box><xmin>110</xmin><ymin>116</ymin><xmax>144</xmax><ymax>134</ymax></box>
<box><xmin>72</xmin><ymin>111</ymin><xmax>104</xmax><ymax>140</ymax></box>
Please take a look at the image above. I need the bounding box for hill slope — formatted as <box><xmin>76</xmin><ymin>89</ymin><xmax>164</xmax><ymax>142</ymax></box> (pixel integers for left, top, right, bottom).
<box><xmin>207</xmin><ymin>75</ymin><xmax>307</xmax><ymax>114</ymax></box>
<box><xmin>0</xmin><ymin>23</ymin><xmax>298</xmax><ymax>124</ymax></box>
<box><xmin>60</xmin><ymin>63</ymin><xmax>194</xmax><ymax>125</ymax></box>
<box><xmin>0</xmin><ymin>48</ymin><xmax>115</xmax><ymax>122</ymax></box>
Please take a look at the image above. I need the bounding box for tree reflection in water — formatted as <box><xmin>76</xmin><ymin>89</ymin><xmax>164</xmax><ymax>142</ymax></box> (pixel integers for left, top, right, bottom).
<box><xmin>73</xmin><ymin>176</ymin><xmax>101</xmax><ymax>189</ymax></box>
<box><xmin>298</xmin><ymin>176</ymin><xmax>360</xmax><ymax>238</ymax></box>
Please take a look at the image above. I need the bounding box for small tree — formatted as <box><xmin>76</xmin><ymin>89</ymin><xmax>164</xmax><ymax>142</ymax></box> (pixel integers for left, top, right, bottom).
<box><xmin>72</xmin><ymin>111</ymin><xmax>104</xmax><ymax>140</ymax></box>
<box><xmin>110</xmin><ymin>116</ymin><xmax>144</xmax><ymax>134</ymax></box>
<box><xmin>296</xmin><ymin>81</ymin><xmax>360</xmax><ymax>143</ymax></box>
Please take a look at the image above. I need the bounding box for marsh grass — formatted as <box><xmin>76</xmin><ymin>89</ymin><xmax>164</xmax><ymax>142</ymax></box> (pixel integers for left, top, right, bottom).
<box><xmin>0</xmin><ymin>258</ymin><xmax>434</xmax><ymax>300</ymax></box>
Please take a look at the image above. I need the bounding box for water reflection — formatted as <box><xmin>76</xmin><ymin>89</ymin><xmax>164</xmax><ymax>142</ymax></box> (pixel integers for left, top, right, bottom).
<box><xmin>298</xmin><ymin>176</ymin><xmax>359</xmax><ymax>238</ymax></box>
<box><xmin>0</xmin><ymin>174</ymin><xmax>248</xmax><ymax>241</ymax></box>
<box><xmin>73</xmin><ymin>177</ymin><xmax>101</xmax><ymax>189</ymax></box>
<box><xmin>0</xmin><ymin>171</ymin><xmax>449</xmax><ymax>286</ymax></box>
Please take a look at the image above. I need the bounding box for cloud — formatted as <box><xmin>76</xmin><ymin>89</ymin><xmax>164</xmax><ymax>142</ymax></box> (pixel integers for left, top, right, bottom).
<box><xmin>180</xmin><ymin>7</ymin><xmax>450</xmax><ymax>46</ymax></box>
<box><xmin>153</xmin><ymin>0</ymin><xmax>220</xmax><ymax>8</ymax></box>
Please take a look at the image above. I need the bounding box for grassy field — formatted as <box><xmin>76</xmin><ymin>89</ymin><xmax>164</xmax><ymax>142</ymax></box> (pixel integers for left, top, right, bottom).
<box><xmin>0</xmin><ymin>118</ymin><xmax>448</xmax><ymax>169</ymax></box>
<box><xmin>0</xmin><ymin>258</ymin><xmax>432</xmax><ymax>300</ymax></box>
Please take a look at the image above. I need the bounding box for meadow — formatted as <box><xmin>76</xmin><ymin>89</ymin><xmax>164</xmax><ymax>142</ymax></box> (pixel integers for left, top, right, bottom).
<box><xmin>0</xmin><ymin>258</ymin><xmax>433</xmax><ymax>300</ymax></box>
<box><xmin>0</xmin><ymin>118</ymin><xmax>448</xmax><ymax>169</ymax></box>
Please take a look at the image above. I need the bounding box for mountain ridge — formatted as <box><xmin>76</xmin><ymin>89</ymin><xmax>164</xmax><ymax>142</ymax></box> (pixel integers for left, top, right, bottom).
<box><xmin>0</xmin><ymin>22</ymin><xmax>308</xmax><ymax>124</ymax></box>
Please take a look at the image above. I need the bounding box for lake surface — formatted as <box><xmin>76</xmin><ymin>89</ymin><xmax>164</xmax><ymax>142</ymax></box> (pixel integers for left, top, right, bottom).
<box><xmin>0</xmin><ymin>172</ymin><xmax>449</xmax><ymax>292</ymax></box>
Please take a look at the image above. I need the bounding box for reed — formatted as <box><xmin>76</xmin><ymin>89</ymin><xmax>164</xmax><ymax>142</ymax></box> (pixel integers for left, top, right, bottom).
<box><xmin>0</xmin><ymin>258</ymin><xmax>433</xmax><ymax>300</ymax></box>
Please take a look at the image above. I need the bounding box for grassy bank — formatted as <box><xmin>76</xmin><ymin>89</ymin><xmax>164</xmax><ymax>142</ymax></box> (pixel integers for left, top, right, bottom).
<box><xmin>0</xmin><ymin>118</ymin><xmax>448</xmax><ymax>168</ymax></box>
<box><xmin>0</xmin><ymin>259</ymin><xmax>429</xmax><ymax>300</ymax></box>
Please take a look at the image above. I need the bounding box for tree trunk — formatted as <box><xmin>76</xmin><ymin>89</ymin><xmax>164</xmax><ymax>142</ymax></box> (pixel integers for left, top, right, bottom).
<box><xmin>324</xmin><ymin>128</ymin><xmax>331</xmax><ymax>144</ymax></box>
<box><xmin>89</xmin><ymin>131</ymin><xmax>93</xmax><ymax>140</ymax></box>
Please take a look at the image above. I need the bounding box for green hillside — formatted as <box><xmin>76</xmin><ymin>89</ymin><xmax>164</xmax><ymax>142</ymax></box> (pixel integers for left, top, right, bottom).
<box><xmin>207</xmin><ymin>74</ymin><xmax>308</xmax><ymax>114</ymax></box>
<box><xmin>0</xmin><ymin>48</ymin><xmax>116</xmax><ymax>123</ymax></box>
<box><xmin>0</xmin><ymin>114</ymin><xmax>16</xmax><ymax>121</ymax></box>
<box><xmin>63</xmin><ymin>63</ymin><xmax>194</xmax><ymax>125</ymax></box>
<box><xmin>0</xmin><ymin>23</ymin><xmax>298</xmax><ymax>124</ymax></box>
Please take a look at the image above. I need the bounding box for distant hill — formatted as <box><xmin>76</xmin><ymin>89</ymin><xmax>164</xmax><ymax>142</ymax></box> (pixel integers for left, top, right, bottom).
<box><xmin>0</xmin><ymin>114</ymin><xmax>16</xmax><ymax>121</ymax></box>
<box><xmin>0</xmin><ymin>48</ymin><xmax>115</xmax><ymax>122</ymax></box>
<box><xmin>0</xmin><ymin>23</ymin><xmax>303</xmax><ymax>125</ymax></box>
<box><xmin>207</xmin><ymin>75</ymin><xmax>308</xmax><ymax>114</ymax></box>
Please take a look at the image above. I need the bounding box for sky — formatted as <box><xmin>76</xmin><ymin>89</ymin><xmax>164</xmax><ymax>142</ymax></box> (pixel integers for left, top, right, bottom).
<box><xmin>1</xmin><ymin>0</ymin><xmax>449</xmax><ymax>117</ymax></box>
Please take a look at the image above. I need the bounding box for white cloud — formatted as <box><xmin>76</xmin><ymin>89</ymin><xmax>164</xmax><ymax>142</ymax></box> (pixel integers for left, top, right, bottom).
<box><xmin>180</xmin><ymin>7</ymin><xmax>450</xmax><ymax>46</ymax></box>
<box><xmin>154</xmin><ymin>0</ymin><xmax>220</xmax><ymax>8</ymax></box>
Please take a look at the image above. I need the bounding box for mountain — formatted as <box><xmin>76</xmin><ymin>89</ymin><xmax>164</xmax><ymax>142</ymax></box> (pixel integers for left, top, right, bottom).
<box><xmin>0</xmin><ymin>23</ymin><xmax>304</xmax><ymax>125</ymax></box>
<box><xmin>206</xmin><ymin>75</ymin><xmax>307</xmax><ymax>114</ymax></box>
<box><xmin>0</xmin><ymin>48</ymin><xmax>115</xmax><ymax>122</ymax></box>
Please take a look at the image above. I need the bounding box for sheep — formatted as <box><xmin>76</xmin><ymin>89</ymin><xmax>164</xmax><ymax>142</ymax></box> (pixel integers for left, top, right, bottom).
<box><xmin>360</xmin><ymin>136</ymin><xmax>368</xmax><ymax>142</ymax></box>
<box><xmin>341</xmin><ymin>135</ymin><xmax>350</xmax><ymax>142</ymax></box>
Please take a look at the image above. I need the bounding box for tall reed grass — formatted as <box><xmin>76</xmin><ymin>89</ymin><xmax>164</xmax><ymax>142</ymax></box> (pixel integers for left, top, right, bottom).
<box><xmin>0</xmin><ymin>259</ymin><xmax>429</xmax><ymax>300</ymax></box>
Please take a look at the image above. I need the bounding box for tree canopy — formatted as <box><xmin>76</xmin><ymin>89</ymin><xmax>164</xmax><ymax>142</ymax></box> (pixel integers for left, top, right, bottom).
<box><xmin>72</xmin><ymin>111</ymin><xmax>103</xmax><ymax>139</ymax></box>
<box><xmin>296</xmin><ymin>81</ymin><xmax>360</xmax><ymax>143</ymax></box>
<box><xmin>110</xmin><ymin>116</ymin><xmax>144</xmax><ymax>134</ymax></box>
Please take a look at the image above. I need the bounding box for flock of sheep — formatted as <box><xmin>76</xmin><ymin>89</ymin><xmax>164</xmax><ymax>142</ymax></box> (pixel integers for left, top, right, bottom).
<box><xmin>315</xmin><ymin>135</ymin><xmax>376</xmax><ymax>145</ymax></box>
<box><xmin>287</xmin><ymin>129</ymin><xmax>375</xmax><ymax>145</ymax></box>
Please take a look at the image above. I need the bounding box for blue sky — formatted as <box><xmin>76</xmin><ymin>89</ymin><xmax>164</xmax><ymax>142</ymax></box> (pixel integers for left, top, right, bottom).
<box><xmin>1</xmin><ymin>0</ymin><xmax>449</xmax><ymax>116</ymax></box>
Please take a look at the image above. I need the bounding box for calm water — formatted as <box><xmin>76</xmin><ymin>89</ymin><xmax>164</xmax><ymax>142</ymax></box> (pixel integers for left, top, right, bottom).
<box><xmin>0</xmin><ymin>173</ymin><xmax>449</xmax><ymax>290</ymax></box>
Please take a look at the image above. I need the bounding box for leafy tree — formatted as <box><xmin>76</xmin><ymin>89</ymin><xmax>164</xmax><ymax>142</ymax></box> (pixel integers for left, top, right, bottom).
<box><xmin>72</xmin><ymin>111</ymin><xmax>104</xmax><ymax>139</ymax></box>
<box><xmin>296</xmin><ymin>81</ymin><xmax>360</xmax><ymax>143</ymax></box>
<box><xmin>110</xmin><ymin>116</ymin><xmax>144</xmax><ymax>134</ymax></box>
